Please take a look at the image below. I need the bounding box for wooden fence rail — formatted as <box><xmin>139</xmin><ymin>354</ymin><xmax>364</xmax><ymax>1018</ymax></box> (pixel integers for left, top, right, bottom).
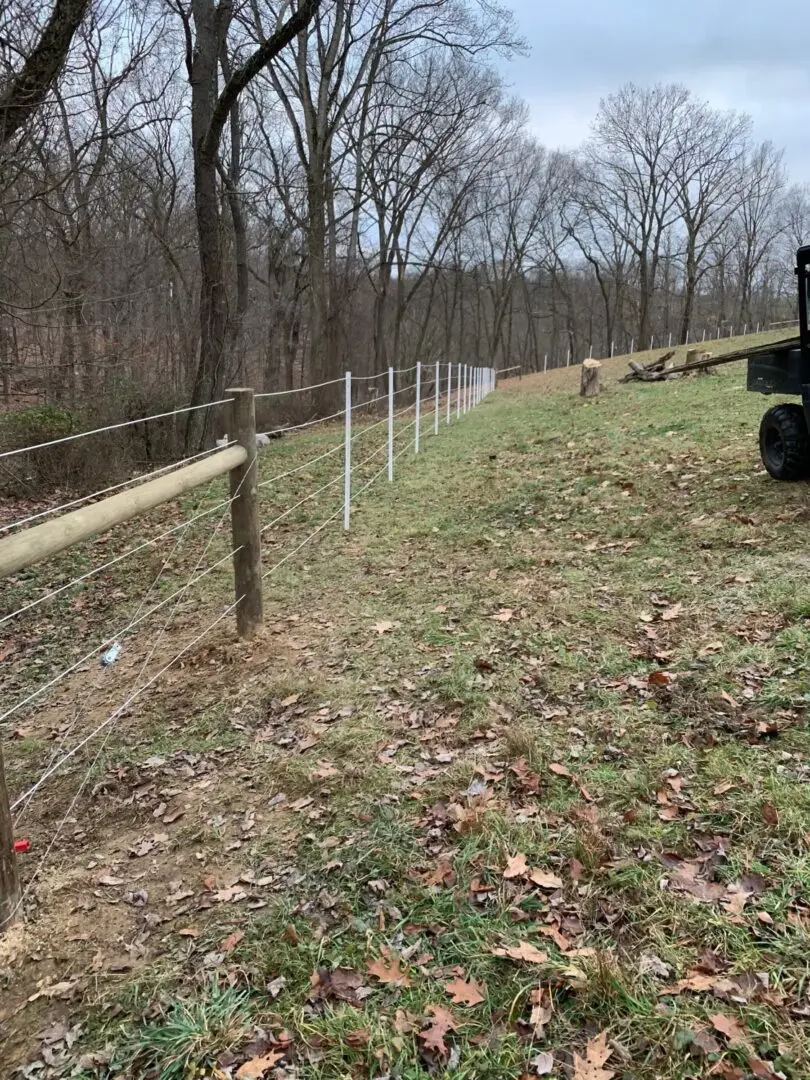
<box><xmin>0</xmin><ymin>388</ymin><xmax>263</xmax><ymax>929</ymax></box>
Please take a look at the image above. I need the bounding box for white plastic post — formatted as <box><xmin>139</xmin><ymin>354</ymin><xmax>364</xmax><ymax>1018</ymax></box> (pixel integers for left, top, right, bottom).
<box><xmin>446</xmin><ymin>362</ymin><xmax>452</xmax><ymax>424</ymax></box>
<box><xmin>686</xmin><ymin>329</ymin><xmax>690</xmax><ymax>344</ymax></box>
<box><xmin>588</xmin><ymin>343</ymin><xmax>593</xmax><ymax>359</ymax></box>
<box><xmin>543</xmin><ymin>353</ymin><xmax>548</xmax><ymax>372</ymax></box>
<box><xmin>756</xmin><ymin>322</ymin><xmax>760</xmax><ymax>333</ymax></box>
<box><xmin>343</xmin><ymin>371</ymin><xmax>351</xmax><ymax>530</ymax></box>
<box><xmin>415</xmin><ymin>361</ymin><xmax>421</xmax><ymax>453</ymax></box>
<box><xmin>434</xmin><ymin>361</ymin><xmax>440</xmax><ymax>435</ymax></box>
<box><xmin>566</xmin><ymin>348</ymin><xmax>571</xmax><ymax>367</ymax></box>
<box><xmin>703</xmin><ymin>329</ymin><xmax>707</xmax><ymax>342</ymax></box>
<box><xmin>650</xmin><ymin>335</ymin><xmax>654</xmax><ymax>350</ymax></box>
<box><xmin>456</xmin><ymin>363</ymin><xmax>462</xmax><ymax>418</ymax></box>
<box><xmin>610</xmin><ymin>342</ymin><xmax>614</xmax><ymax>358</ymax></box>
<box><xmin>730</xmin><ymin>325</ymin><xmax>734</xmax><ymax>338</ymax></box>
<box><xmin>462</xmin><ymin>365</ymin><xmax>467</xmax><ymax>414</ymax></box>
<box><xmin>743</xmin><ymin>323</ymin><xmax>748</xmax><ymax>336</ymax></box>
<box><xmin>716</xmin><ymin>326</ymin><xmax>720</xmax><ymax>339</ymax></box>
<box><xmin>630</xmin><ymin>337</ymin><xmax>634</xmax><ymax>354</ymax></box>
<box><xmin>668</xmin><ymin>332</ymin><xmax>672</xmax><ymax>348</ymax></box>
<box><xmin>387</xmin><ymin>366</ymin><xmax>394</xmax><ymax>482</ymax></box>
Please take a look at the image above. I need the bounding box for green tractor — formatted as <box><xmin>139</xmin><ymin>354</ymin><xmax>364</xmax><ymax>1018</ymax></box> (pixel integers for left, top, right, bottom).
<box><xmin>748</xmin><ymin>246</ymin><xmax>810</xmax><ymax>480</ymax></box>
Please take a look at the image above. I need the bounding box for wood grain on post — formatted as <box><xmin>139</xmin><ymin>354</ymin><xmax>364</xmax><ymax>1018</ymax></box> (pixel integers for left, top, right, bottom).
<box><xmin>0</xmin><ymin>445</ymin><xmax>246</xmax><ymax>579</ymax></box>
<box><xmin>0</xmin><ymin>744</ymin><xmax>21</xmax><ymax>931</ymax></box>
<box><xmin>226</xmin><ymin>388</ymin><xmax>263</xmax><ymax>639</ymax></box>
<box><xmin>580</xmin><ymin>358</ymin><xmax>601</xmax><ymax>398</ymax></box>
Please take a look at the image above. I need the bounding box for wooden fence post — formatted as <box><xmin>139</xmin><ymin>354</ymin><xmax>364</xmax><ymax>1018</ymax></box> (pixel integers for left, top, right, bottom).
<box><xmin>0</xmin><ymin>743</ymin><xmax>21</xmax><ymax>930</ymax></box>
<box><xmin>226</xmin><ymin>388</ymin><xmax>263</xmax><ymax>639</ymax></box>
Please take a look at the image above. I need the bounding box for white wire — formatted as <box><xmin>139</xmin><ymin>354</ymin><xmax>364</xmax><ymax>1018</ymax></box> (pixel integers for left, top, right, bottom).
<box><xmin>257</xmin><ymin>442</ymin><xmax>343</xmax><ymax>489</ymax></box>
<box><xmin>262</xmin><ymin>505</ymin><xmax>344</xmax><ymax>580</ymax></box>
<box><xmin>0</xmin><ymin>445</ymin><xmax>228</xmax><ymax>534</ymax></box>
<box><xmin>0</xmin><ymin>400</ymin><xmax>234</xmax><ymax>460</ymax></box>
<box><xmin>0</xmin><ymin>549</ymin><xmax>238</xmax><ymax>728</ymax></box>
<box><xmin>351</xmin><ymin>371</ymin><xmax>387</xmax><ymax>382</ymax></box>
<box><xmin>259</xmin><ymin>408</ymin><xmax>345</xmax><ymax>439</ymax></box>
<box><xmin>9</xmin><ymin>598</ymin><xmax>242</xmax><ymax>813</ymax></box>
<box><xmin>353</xmin><ymin>440</ymin><xmax>389</xmax><ymax>470</ymax></box>
<box><xmin>260</xmin><ymin>473</ymin><xmax>342</xmax><ymax>534</ymax></box>
<box><xmin>254</xmin><ymin>376</ymin><xmax>343</xmax><ymax>399</ymax></box>
<box><xmin>351</xmin><ymin>401</ymin><xmax>416</xmax><ymax>443</ymax></box>
<box><xmin>11</xmin><ymin>480</ymin><xmax>226</xmax><ymax>821</ymax></box>
<box><xmin>0</xmin><ymin>497</ymin><xmax>234</xmax><ymax>628</ymax></box>
<box><xmin>393</xmin><ymin>364</ymin><xmax>418</xmax><ymax>375</ymax></box>
<box><xmin>11</xmin><ymin>468</ymin><xmax>251</xmax><ymax>816</ymax></box>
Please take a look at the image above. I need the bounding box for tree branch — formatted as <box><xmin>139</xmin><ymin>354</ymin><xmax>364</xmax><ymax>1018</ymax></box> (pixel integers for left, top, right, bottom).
<box><xmin>200</xmin><ymin>0</ymin><xmax>322</xmax><ymax>163</ymax></box>
<box><xmin>0</xmin><ymin>0</ymin><xmax>91</xmax><ymax>149</ymax></box>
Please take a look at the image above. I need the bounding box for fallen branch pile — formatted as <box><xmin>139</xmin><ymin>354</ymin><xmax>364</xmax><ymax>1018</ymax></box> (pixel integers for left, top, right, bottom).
<box><xmin>620</xmin><ymin>336</ymin><xmax>800</xmax><ymax>384</ymax></box>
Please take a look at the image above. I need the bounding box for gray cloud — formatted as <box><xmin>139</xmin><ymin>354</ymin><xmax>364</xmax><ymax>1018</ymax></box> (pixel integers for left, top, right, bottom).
<box><xmin>503</xmin><ymin>0</ymin><xmax>810</xmax><ymax>175</ymax></box>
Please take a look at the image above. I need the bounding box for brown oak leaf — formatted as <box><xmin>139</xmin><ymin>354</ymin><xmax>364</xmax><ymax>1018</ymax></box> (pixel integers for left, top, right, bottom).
<box><xmin>418</xmin><ymin>1004</ymin><xmax>458</xmax><ymax>1057</ymax></box>
<box><xmin>444</xmin><ymin>977</ymin><xmax>485</xmax><ymax>1006</ymax></box>
<box><xmin>572</xmin><ymin>1031</ymin><xmax>616</xmax><ymax>1080</ymax></box>
<box><xmin>492</xmin><ymin>940</ymin><xmax>548</xmax><ymax>965</ymax></box>
<box><xmin>503</xmin><ymin>852</ymin><xmax>529</xmax><ymax>879</ymax></box>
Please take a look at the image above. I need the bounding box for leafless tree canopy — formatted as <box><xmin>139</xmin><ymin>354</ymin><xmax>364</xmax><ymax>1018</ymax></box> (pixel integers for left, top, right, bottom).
<box><xmin>0</xmin><ymin>6</ymin><xmax>806</xmax><ymax>458</ymax></box>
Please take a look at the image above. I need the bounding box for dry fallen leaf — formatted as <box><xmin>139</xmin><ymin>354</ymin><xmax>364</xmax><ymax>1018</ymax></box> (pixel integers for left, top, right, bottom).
<box><xmin>492</xmin><ymin>941</ymin><xmax>549</xmax><ymax>965</ymax></box>
<box><xmin>311</xmin><ymin>761</ymin><xmax>339</xmax><ymax>780</ymax></box>
<box><xmin>445</xmin><ymin>977</ymin><xmax>486</xmax><ymax>1006</ymax></box>
<box><xmin>373</xmin><ymin>620</ymin><xmax>396</xmax><ymax>634</ymax></box>
<box><xmin>280</xmin><ymin>693</ymin><xmax>300</xmax><ymax>707</ymax></box>
<box><xmin>235</xmin><ymin>1050</ymin><xmax>285</xmax><ymax>1078</ymax></box>
<box><xmin>661</xmin><ymin>602</ymin><xmax>683</xmax><ymax>621</ymax></box>
<box><xmin>503</xmin><ymin>852</ymin><xmax>529</xmax><ymax>879</ymax></box>
<box><xmin>761</xmin><ymin>802</ymin><xmax>779</xmax><ymax>826</ymax></box>
<box><xmin>572</xmin><ymin>1030</ymin><xmax>616</xmax><ymax>1080</ymax></box>
<box><xmin>549</xmin><ymin>762</ymin><xmax>572</xmax><ymax>778</ymax></box>
<box><xmin>492</xmin><ymin>608</ymin><xmax>514</xmax><ymax>622</ymax></box>
<box><xmin>418</xmin><ymin>1005</ymin><xmax>458</xmax><ymax>1057</ymax></box>
<box><xmin>714</xmin><ymin>780</ymin><xmax>736</xmax><ymax>795</ymax></box>
<box><xmin>367</xmin><ymin>949</ymin><xmax>411</xmax><ymax>987</ymax></box>
<box><xmin>529</xmin><ymin>867</ymin><xmax>563</xmax><ymax>891</ymax></box>
<box><xmin>532</xmin><ymin>1051</ymin><xmax>555</xmax><ymax>1076</ymax></box>
<box><xmin>710</xmin><ymin>1012</ymin><xmax>749</xmax><ymax>1047</ymax></box>
<box><xmin>220</xmin><ymin>930</ymin><xmax>244</xmax><ymax>953</ymax></box>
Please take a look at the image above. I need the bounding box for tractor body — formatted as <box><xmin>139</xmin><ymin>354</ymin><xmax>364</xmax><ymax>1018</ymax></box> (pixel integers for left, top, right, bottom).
<box><xmin>747</xmin><ymin>245</ymin><xmax>810</xmax><ymax>479</ymax></box>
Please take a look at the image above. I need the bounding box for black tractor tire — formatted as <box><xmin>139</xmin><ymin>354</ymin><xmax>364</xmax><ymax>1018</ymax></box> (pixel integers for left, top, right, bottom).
<box><xmin>759</xmin><ymin>403</ymin><xmax>810</xmax><ymax>481</ymax></box>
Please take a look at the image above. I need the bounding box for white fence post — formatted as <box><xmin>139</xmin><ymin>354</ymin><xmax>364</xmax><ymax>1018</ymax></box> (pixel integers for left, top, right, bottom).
<box><xmin>650</xmin><ymin>335</ymin><xmax>654</xmax><ymax>350</ymax></box>
<box><xmin>756</xmin><ymin>322</ymin><xmax>760</xmax><ymax>333</ymax></box>
<box><xmin>743</xmin><ymin>323</ymin><xmax>748</xmax><ymax>336</ymax></box>
<box><xmin>686</xmin><ymin>329</ymin><xmax>689</xmax><ymax>344</ymax></box>
<box><xmin>456</xmin><ymin>363</ymin><xmax>462</xmax><ymax>419</ymax></box>
<box><xmin>668</xmin><ymin>332</ymin><xmax>672</xmax><ymax>348</ymax></box>
<box><xmin>388</xmin><ymin>366</ymin><xmax>394</xmax><ymax>482</ymax></box>
<box><xmin>462</xmin><ymin>364</ymin><xmax>467</xmax><ymax>414</ymax></box>
<box><xmin>730</xmin><ymin>325</ymin><xmax>734</xmax><ymax>338</ymax></box>
<box><xmin>566</xmin><ymin>348</ymin><xmax>571</xmax><ymax>367</ymax></box>
<box><xmin>447</xmin><ymin>362</ymin><xmax>452</xmax><ymax>424</ymax></box>
<box><xmin>610</xmin><ymin>341</ymin><xmax>614</xmax><ymax>358</ymax></box>
<box><xmin>344</xmin><ymin>371</ymin><xmax>351</xmax><ymax>530</ymax></box>
<box><xmin>716</xmin><ymin>326</ymin><xmax>720</xmax><ymax>339</ymax></box>
<box><xmin>703</xmin><ymin>329</ymin><xmax>707</xmax><ymax>342</ymax></box>
<box><xmin>434</xmin><ymin>361</ymin><xmax>440</xmax><ymax>435</ymax></box>
<box><xmin>630</xmin><ymin>337</ymin><xmax>634</xmax><ymax>354</ymax></box>
<box><xmin>543</xmin><ymin>354</ymin><xmax>548</xmax><ymax>372</ymax></box>
<box><xmin>415</xmin><ymin>361</ymin><xmax>421</xmax><ymax>453</ymax></box>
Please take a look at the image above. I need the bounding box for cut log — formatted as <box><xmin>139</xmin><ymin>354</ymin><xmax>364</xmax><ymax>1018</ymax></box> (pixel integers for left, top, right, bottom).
<box><xmin>580</xmin><ymin>358</ymin><xmax>601</xmax><ymax>398</ymax></box>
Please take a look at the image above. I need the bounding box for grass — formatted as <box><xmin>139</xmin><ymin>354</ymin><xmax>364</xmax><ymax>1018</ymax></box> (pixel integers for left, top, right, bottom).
<box><xmin>4</xmin><ymin>333</ymin><xmax>810</xmax><ymax>1078</ymax></box>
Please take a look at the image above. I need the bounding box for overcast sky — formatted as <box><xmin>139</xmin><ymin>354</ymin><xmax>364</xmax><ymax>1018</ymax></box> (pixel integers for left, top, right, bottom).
<box><xmin>504</xmin><ymin>0</ymin><xmax>810</xmax><ymax>179</ymax></box>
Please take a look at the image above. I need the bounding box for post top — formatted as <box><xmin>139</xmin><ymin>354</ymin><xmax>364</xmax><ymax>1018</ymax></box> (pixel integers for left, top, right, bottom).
<box><xmin>224</xmin><ymin>387</ymin><xmax>253</xmax><ymax>395</ymax></box>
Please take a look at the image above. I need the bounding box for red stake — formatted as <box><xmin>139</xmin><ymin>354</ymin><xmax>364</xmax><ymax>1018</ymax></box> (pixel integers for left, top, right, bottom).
<box><xmin>13</xmin><ymin>839</ymin><xmax>30</xmax><ymax>854</ymax></box>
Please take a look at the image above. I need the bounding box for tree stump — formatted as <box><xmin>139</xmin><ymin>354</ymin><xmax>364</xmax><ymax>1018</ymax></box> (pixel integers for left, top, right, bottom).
<box><xmin>580</xmin><ymin>359</ymin><xmax>601</xmax><ymax>398</ymax></box>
